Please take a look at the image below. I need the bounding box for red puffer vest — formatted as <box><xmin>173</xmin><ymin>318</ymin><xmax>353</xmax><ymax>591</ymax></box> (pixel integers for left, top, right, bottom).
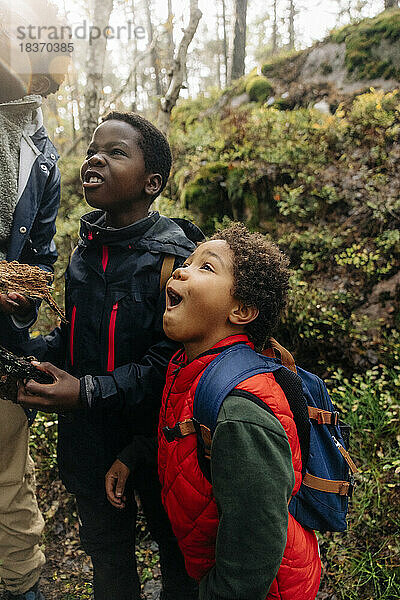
<box><xmin>158</xmin><ymin>335</ymin><xmax>321</xmax><ymax>599</ymax></box>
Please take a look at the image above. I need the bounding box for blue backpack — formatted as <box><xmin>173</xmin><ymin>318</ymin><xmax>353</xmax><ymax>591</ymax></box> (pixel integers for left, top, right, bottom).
<box><xmin>163</xmin><ymin>340</ymin><xmax>358</xmax><ymax>533</ymax></box>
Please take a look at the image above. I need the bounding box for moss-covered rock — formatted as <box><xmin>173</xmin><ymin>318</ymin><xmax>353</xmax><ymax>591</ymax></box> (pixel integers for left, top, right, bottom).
<box><xmin>169</xmin><ymin>89</ymin><xmax>400</xmax><ymax>377</ymax></box>
<box><xmin>331</xmin><ymin>9</ymin><xmax>400</xmax><ymax>80</ymax></box>
<box><xmin>261</xmin><ymin>49</ymin><xmax>306</xmax><ymax>81</ymax></box>
<box><xmin>245</xmin><ymin>75</ymin><xmax>273</xmax><ymax>102</ymax></box>
<box><xmin>181</xmin><ymin>162</ymin><xmax>230</xmax><ymax>232</ymax></box>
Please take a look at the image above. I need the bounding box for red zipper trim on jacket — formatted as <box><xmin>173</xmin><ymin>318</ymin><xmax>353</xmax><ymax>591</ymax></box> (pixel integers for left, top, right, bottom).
<box><xmin>102</xmin><ymin>245</ymin><xmax>109</xmax><ymax>272</ymax></box>
<box><xmin>107</xmin><ymin>302</ymin><xmax>118</xmax><ymax>372</ymax></box>
<box><xmin>70</xmin><ymin>305</ymin><xmax>76</xmax><ymax>366</ymax></box>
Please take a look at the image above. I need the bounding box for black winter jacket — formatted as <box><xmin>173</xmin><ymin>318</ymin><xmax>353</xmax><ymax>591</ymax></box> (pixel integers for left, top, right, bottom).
<box><xmin>29</xmin><ymin>210</ymin><xmax>202</xmax><ymax>496</ymax></box>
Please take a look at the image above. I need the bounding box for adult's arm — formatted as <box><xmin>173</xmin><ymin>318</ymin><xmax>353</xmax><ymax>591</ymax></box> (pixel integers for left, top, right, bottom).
<box><xmin>199</xmin><ymin>395</ymin><xmax>295</xmax><ymax>600</ymax></box>
<box><xmin>23</xmin><ymin>162</ymin><xmax>61</xmax><ymax>271</ymax></box>
<box><xmin>10</xmin><ymin>163</ymin><xmax>61</xmax><ymax>330</ymax></box>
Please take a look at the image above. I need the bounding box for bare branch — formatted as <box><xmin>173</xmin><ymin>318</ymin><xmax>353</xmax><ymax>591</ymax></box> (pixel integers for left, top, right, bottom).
<box><xmin>158</xmin><ymin>0</ymin><xmax>202</xmax><ymax>133</ymax></box>
<box><xmin>101</xmin><ymin>39</ymin><xmax>157</xmax><ymax>113</ymax></box>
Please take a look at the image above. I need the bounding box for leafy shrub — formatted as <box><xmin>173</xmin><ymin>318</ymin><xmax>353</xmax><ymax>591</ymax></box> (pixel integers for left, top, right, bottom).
<box><xmin>320</xmin><ymin>366</ymin><xmax>400</xmax><ymax>600</ymax></box>
<box><xmin>335</xmin><ymin>242</ymin><xmax>393</xmax><ymax>280</ymax></box>
<box><xmin>181</xmin><ymin>162</ymin><xmax>230</xmax><ymax>232</ymax></box>
<box><xmin>348</xmin><ymin>89</ymin><xmax>399</xmax><ymax>133</ymax></box>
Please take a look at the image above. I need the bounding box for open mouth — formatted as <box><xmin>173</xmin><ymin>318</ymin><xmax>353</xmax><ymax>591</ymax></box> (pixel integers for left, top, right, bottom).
<box><xmin>82</xmin><ymin>169</ymin><xmax>105</xmax><ymax>188</ymax></box>
<box><xmin>167</xmin><ymin>287</ymin><xmax>183</xmax><ymax>309</ymax></box>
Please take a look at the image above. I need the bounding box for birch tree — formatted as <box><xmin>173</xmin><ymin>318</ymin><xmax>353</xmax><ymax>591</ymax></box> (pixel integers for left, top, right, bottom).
<box><xmin>145</xmin><ymin>0</ymin><xmax>161</xmax><ymax>96</ymax></box>
<box><xmin>158</xmin><ymin>0</ymin><xmax>202</xmax><ymax>134</ymax></box>
<box><xmin>287</xmin><ymin>0</ymin><xmax>295</xmax><ymax>50</ymax></box>
<box><xmin>272</xmin><ymin>0</ymin><xmax>278</xmax><ymax>55</ymax></box>
<box><xmin>82</xmin><ymin>0</ymin><xmax>114</xmax><ymax>144</ymax></box>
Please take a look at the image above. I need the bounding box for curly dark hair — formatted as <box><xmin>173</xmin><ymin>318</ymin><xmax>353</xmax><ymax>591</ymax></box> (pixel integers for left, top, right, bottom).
<box><xmin>102</xmin><ymin>111</ymin><xmax>172</xmax><ymax>200</ymax></box>
<box><xmin>211</xmin><ymin>223</ymin><xmax>290</xmax><ymax>351</ymax></box>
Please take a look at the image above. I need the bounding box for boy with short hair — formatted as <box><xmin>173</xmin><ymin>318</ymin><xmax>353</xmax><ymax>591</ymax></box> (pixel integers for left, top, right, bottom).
<box><xmin>0</xmin><ymin>2</ymin><xmax>67</xmax><ymax>597</ymax></box>
<box><xmin>157</xmin><ymin>223</ymin><xmax>321</xmax><ymax>599</ymax></box>
<box><xmin>17</xmin><ymin>112</ymin><xmax>200</xmax><ymax>600</ymax></box>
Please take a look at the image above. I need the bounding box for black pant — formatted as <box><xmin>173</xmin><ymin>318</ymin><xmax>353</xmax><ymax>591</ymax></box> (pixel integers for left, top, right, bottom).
<box><xmin>76</xmin><ymin>467</ymin><xmax>198</xmax><ymax>600</ymax></box>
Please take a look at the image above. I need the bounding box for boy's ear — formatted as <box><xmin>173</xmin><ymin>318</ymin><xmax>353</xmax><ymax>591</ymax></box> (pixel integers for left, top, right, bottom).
<box><xmin>145</xmin><ymin>173</ymin><xmax>162</xmax><ymax>198</ymax></box>
<box><xmin>229</xmin><ymin>303</ymin><xmax>259</xmax><ymax>326</ymax></box>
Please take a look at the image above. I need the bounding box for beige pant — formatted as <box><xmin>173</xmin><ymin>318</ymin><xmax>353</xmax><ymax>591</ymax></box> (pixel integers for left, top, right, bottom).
<box><xmin>0</xmin><ymin>399</ymin><xmax>45</xmax><ymax>593</ymax></box>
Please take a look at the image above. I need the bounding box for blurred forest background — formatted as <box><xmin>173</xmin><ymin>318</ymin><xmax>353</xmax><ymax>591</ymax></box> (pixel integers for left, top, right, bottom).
<box><xmin>7</xmin><ymin>0</ymin><xmax>400</xmax><ymax>598</ymax></box>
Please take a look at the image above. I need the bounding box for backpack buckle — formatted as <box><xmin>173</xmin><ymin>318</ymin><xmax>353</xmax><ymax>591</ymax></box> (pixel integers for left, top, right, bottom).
<box><xmin>332</xmin><ymin>411</ymin><xmax>339</xmax><ymax>426</ymax></box>
<box><xmin>162</xmin><ymin>422</ymin><xmax>183</xmax><ymax>442</ymax></box>
<box><xmin>162</xmin><ymin>419</ymin><xmax>196</xmax><ymax>443</ymax></box>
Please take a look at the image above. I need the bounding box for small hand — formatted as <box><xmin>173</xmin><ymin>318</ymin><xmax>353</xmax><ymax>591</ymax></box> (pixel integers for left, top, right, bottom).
<box><xmin>105</xmin><ymin>459</ymin><xmax>131</xmax><ymax>509</ymax></box>
<box><xmin>17</xmin><ymin>362</ymin><xmax>81</xmax><ymax>413</ymax></box>
<box><xmin>0</xmin><ymin>292</ymin><xmax>33</xmax><ymax>317</ymax></box>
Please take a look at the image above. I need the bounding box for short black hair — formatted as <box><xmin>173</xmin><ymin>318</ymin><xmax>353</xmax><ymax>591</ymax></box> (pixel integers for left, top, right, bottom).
<box><xmin>102</xmin><ymin>111</ymin><xmax>172</xmax><ymax>200</ymax></box>
<box><xmin>211</xmin><ymin>223</ymin><xmax>290</xmax><ymax>351</ymax></box>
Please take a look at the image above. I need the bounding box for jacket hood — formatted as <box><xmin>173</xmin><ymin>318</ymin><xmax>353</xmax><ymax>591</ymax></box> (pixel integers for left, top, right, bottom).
<box><xmin>79</xmin><ymin>210</ymin><xmax>204</xmax><ymax>258</ymax></box>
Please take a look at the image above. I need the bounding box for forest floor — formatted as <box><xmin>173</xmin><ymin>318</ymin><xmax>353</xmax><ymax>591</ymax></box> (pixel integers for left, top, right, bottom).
<box><xmin>0</xmin><ymin>475</ymin><xmax>162</xmax><ymax>600</ymax></box>
<box><xmin>0</xmin><ymin>468</ymin><xmax>333</xmax><ymax>599</ymax></box>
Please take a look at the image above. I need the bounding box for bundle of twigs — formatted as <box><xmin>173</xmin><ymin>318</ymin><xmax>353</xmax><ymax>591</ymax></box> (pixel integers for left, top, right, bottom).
<box><xmin>0</xmin><ymin>345</ymin><xmax>53</xmax><ymax>402</ymax></box>
<box><xmin>0</xmin><ymin>260</ymin><xmax>66</xmax><ymax>322</ymax></box>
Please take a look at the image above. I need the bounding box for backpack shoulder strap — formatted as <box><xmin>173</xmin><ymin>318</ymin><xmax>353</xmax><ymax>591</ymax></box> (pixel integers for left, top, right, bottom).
<box><xmin>194</xmin><ymin>344</ymin><xmax>311</xmax><ymax>471</ymax></box>
<box><xmin>194</xmin><ymin>344</ymin><xmax>280</xmax><ymax>434</ymax></box>
<box><xmin>160</xmin><ymin>255</ymin><xmax>175</xmax><ymax>292</ymax></box>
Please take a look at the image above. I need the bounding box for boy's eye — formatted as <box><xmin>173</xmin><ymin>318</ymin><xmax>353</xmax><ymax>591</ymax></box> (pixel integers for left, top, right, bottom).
<box><xmin>111</xmin><ymin>148</ymin><xmax>126</xmax><ymax>155</ymax></box>
<box><xmin>86</xmin><ymin>149</ymin><xmax>95</xmax><ymax>158</ymax></box>
<box><xmin>181</xmin><ymin>263</ymin><xmax>190</xmax><ymax>268</ymax></box>
<box><xmin>201</xmin><ymin>263</ymin><xmax>214</xmax><ymax>272</ymax></box>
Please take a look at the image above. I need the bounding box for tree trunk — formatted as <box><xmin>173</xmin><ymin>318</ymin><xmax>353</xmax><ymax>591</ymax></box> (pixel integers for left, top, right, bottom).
<box><xmin>130</xmin><ymin>0</ymin><xmax>138</xmax><ymax>111</ymax></box>
<box><xmin>82</xmin><ymin>0</ymin><xmax>114</xmax><ymax>145</ymax></box>
<box><xmin>158</xmin><ymin>0</ymin><xmax>202</xmax><ymax>135</ymax></box>
<box><xmin>288</xmin><ymin>0</ymin><xmax>295</xmax><ymax>51</ymax></box>
<box><xmin>272</xmin><ymin>0</ymin><xmax>278</xmax><ymax>54</ymax></box>
<box><xmin>145</xmin><ymin>0</ymin><xmax>161</xmax><ymax>97</ymax></box>
<box><xmin>167</xmin><ymin>0</ymin><xmax>174</xmax><ymax>68</ymax></box>
<box><xmin>384</xmin><ymin>0</ymin><xmax>398</xmax><ymax>8</ymax></box>
<box><xmin>228</xmin><ymin>0</ymin><xmax>248</xmax><ymax>83</ymax></box>
<box><xmin>216</xmin><ymin>16</ymin><xmax>221</xmax><ymax>90</ymax></box>
<box><xmin>221</xmin><ymin>0</ymin><xmax>228</xmax><ymax>86</ymax></box>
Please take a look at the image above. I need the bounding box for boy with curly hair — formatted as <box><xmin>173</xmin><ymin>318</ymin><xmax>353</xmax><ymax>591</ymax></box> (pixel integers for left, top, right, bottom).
<box><xmin>156</xmin><ymin>223</ymin><xmax>321</xmax><ymax>600</ymax></box>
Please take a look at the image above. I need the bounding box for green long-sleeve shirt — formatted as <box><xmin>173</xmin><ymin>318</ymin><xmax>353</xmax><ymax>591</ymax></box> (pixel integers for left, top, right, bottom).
<box><xmin>199</xmin><ymin>394</ymin><xmax>295</xmax><ymax>600</ymax></box>
<box><xmin>118</xmin><ymin>393</ymin><xmax>294</xmax><ymax>600</ymax></box>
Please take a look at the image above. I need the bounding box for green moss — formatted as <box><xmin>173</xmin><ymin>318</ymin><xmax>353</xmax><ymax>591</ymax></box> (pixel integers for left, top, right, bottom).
<box><xmin>245</xmin><ymin>75</ymin><xmax>273</xmax><ymax>102</ymax></box>
<box><xmin>171</xmin><ymin>92</ymin><xmax>219</xmax><ymax>126</ymax></box>
<box><xmin>273</xmin><ymin>97</ymin><xmax>293</xmax><ymax>110</ymax></box>
<box><xmin>320</xmin><ymin>62</ymin><xmax>333</xmax><ymax>75</ymax></box>
<box><xmin>261</xmin><ymin>49</ymin><xmax>303</xmax><ymax>77</ymax></box>
<box><xmin>331</xmin><ymin>10</ymin><xmax>400</xmax><ymax>80</ymax></box>
<box><xmin>181</xmin><ymin>162</ymin><xmax>229</xmax><ymax>232</ymax></box>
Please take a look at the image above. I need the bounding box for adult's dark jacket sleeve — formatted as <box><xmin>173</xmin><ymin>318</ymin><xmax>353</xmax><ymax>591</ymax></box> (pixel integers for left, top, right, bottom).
<box><xmin>3</xmin><ymin>163</ymin><xmax>61</xmax><ymax>344</ymax></box>
<box><xmin>23</xmin><ymin>163</ymin><xmax>61</xmax><ymax>271</ymax></box>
